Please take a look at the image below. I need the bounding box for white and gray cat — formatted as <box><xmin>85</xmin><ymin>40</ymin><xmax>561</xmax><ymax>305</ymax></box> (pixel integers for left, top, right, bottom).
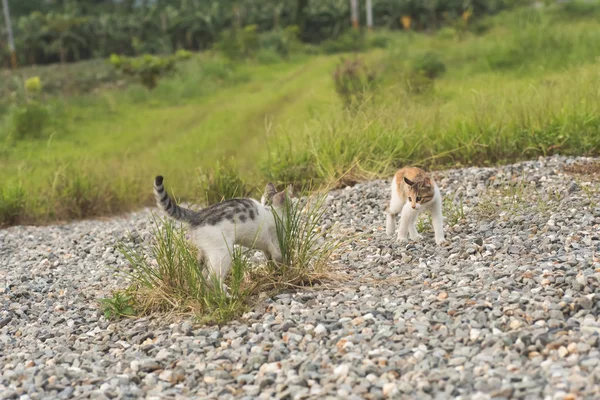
<box><xmin>153</xmin><ymin>176</ymin><xmax>289</xmax><ymax>284</ymax></box>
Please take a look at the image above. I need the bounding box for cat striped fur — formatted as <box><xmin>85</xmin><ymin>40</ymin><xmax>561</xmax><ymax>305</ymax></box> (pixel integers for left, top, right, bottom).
<box><xmin>152</xmin><ymin>175</ymin><xmax>289</xmax><ymax>284</ymax></box>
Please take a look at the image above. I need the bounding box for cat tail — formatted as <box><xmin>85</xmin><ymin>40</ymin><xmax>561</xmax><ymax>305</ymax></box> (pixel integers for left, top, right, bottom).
<box><xmin>153</xmin><ymin>176</ymin><xmax>198</xmax><ymax>223</ymax></box>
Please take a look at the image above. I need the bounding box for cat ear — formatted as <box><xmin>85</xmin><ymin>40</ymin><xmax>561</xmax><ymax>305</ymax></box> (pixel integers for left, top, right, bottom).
<box><xmin>286</xmin><ymin>184</ymin><xmax>294</xmax><ymax>198</ymax></box>
<box><xmin>272</xmin><ymin>191</ymin><xmax>287</xmax><ymax>208</ymax></box>
<box><xmin>261</xmin><ymin>182</ymin><xmax>277</xmax><ymax>205</ymax></box>
<box><xmin>403</xmin><ymin>177</ymin><xmax>415</xmax><ymax>186</ymax></box>
<box><xmin>423</xmin><ymin>177</ymin><xmax>431</xmax><ymax>186</ymax></box>
<box><xmin>265</xmin><ymin>182</ymin><xmax>277</xmax><ymax>196</ymax></box>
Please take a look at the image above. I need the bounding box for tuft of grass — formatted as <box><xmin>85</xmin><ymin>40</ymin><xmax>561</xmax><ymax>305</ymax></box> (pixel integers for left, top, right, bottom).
<box><xmin>0</xmin><ymin>181</ymin><xmax>26</xmax><ymax>227</ymax></box>
<box><xmin>443</xmin><ymin>194</ymin><xmax>466</xmax><ymax>227</ymax></box>
<box><xmin>106</xmin><ymin>189</ymin><xmax>338</xmax><ymax>324</ymax></box>
<box><xmin>269</xmin><ymin>189</ymin><xmax>339</xmax><ymax>289</ymax></box>
<box><xmin>332</xmin><ymin>57</ymin><xmax>379</xmax><ymax>109</ymax></box>
<box><xmin>99</xmin><ymin>291</ymin><xmax>136</xmax><ymax>320</ymax></box>
<box><xmin>115</xmin><ymin>215</ymin><xmax>249</xmax><ymax>323</ymax></box>
<box><xmin>197</xmin><ymin>159</ymin><xmax>255</xmax><ymax>205</ymax></box>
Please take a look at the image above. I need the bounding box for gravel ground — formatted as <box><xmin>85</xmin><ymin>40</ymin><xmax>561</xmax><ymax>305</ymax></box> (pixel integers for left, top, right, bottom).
<box><xmin>1</xmin><ymin>155</ymin><xmax>600</xmax><ymax>400</ymax></box>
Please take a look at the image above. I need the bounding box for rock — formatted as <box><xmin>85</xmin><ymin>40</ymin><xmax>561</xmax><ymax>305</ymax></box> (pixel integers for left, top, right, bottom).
<box><xmin>2</xmin><ymin>156</ymin><xmax>598</xmax><ymax>399</ymax></box>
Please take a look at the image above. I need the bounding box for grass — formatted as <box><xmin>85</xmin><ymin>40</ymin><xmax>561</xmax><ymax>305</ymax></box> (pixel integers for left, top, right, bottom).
<box><xmin>2</xmin><ymin>3</ymin><xmax>600</xmax><ymax>227</ymax></box>
<box><xmin>102</xmin><ymin>189</ymin><xmax>340</xmax><ymax>324</ymax></box>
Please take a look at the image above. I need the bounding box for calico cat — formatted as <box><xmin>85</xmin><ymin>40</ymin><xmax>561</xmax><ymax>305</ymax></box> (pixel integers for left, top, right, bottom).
<box><xmin>153</xmin><ymin>176</ymin><xmax>289</xmax><ymax>284</ymax></box>
<box><xmin>385</xmin><ymin>167</ymin><xmax>445</xmax><ymax>245</ymax></box>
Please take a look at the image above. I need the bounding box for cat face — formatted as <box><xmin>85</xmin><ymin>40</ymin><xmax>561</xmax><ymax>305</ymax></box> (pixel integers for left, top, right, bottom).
<box><xmin>403</xmin><ymin>176</ymin><xmax>435</xmax><ymax>209</ymax></box>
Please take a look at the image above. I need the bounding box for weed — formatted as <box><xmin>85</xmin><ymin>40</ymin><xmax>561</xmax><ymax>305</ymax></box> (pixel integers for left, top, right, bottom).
<box><xmin>197</xmin><ymin>159</ymin><xmax>254</xmax><ymax>205</ymax></box>
<box><xmin>7</xmin><ymin>102</ymin><xmax>51</xmax><ymax>139</ymax></box>
<box><xmin>368</xmin><ymin>32</ymin><xmax>393</xmax><ymax>49</ymax></box>
<box><xmin>241</xmin><ymin>25</ymin><xmax>260</xmax><ymax>58</ymax></box>
<box><xmin>580</xmin><ymin>182</ymin><xmax>599</xmax><ymax>209</ymax></box>
<box><xmin>416</xmin><ymin>213</ymin><xmax>432</xmax><ymax>234</ymax></box>
<box><xmin>0</xmin><ymin>181</ymin><xmax>26</xmax><ymax>227</ymax></box>
<box><xmin>110</xmin><ymin>53</ymin><xmax>179</xmax><ymax>90</ymax></box>
<box><xmin>116</xmin><ymin>215</ymin><xmax>245</xmax><ymax>323</ymax></box>
<box><xmin>321</xmin><ymin>30</ymin><xmax>366</xmax><ymax>54</ymax></box>
<box><xmin>256</xmin><ymin>49</ymin><xmax>283</xmax><ymax>65</ymax></box>
<box><xmin>270</xmin><ymin>190</ymin><xmax>339</xmax><ymax>289</ymax></box>
<box><xmin>217</xmin><ymin>29</ymin><xmax>244</xmax><ymax>61</ymax></box>
<box><xmin>333</xmin><ymin>57</ymin><xmax>378</xmax><ymax>108</ymax></box>
<box><xmin>411</xmin><ymin>51</ymin><xmax>446</xmax><ymax>80</ymax></box>
<box><xmin>99</xmin><ymin>291</ymin><xmax>136</xmax><ymax>320</ymax></box>
<box><xmin>443</xmin><ymin>194</ymin><xmax>466</xmax><ymax>227</ymax></box>
<box><xmin>259</xmin><ymin>26</ymin><xmax>302</xmax><ymax>58</ymax></box>
<box><xmin>109</xmin><ymin>188</ymin><xmax>336</xmax><ymax>324</ymax></box>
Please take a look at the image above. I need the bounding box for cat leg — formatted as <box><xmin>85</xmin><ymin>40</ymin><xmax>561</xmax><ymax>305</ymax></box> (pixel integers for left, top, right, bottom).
<box><xmin>267</xmin><ymin>240</ymin><xmax>283</xmax><ymax>265</ymax></box>
<box><xmin>409</xmin><ymin>210</ymin><xmax>423</xmax><ymax>241</ymax></box>
<box><xmin>397</xmin><ymin>202</ymin><xmax>417</xmax><ymax>243</ymax></box>
<box><xmin>205</xmin><ymin>247</ymin><xmax>232</xmax><ymax>293</ymax></box>
<box><xmin>386</xmin><ymin>192</ymin><xmax>405</xmax><ymax>237</ymax></box>
<box><xmin>430</xmin><ymin>199</ymin><xmax>446</xmax><ymax>245</ymax></box>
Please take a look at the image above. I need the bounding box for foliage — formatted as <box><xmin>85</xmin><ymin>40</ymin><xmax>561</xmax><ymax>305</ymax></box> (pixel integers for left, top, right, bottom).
<box><xmin>241</xmin><ymin>25</ymin><xmax>260</xmax><ymax>57</ymax></box>
<box><xmin>197</xmin><ymin>159</ymin><xmax>254</xmax><ymax>205</ymax></box>
<box><xmin>256</xmin><ymin>49</ymin><xmax>283</xmax><ymax>65</ymax></box>
<box><xmin>259</xmin><ymin>25</ymin><xmax>302</xmax><ymax>58</ymax></box>
<box><xmin>216</xmin><ymin>29</ymin><xmax>244</xmax><ymax>61</ymax></box>
<box><xmin>411</xmin><ymin>51</ymin><xmax>446</xmax><ymax>80</ymax></box>
<box><xmin>99</xmin><ymin>291</ymin><xmax>136</xmax><ymax>320</ymax></box>
<box><xmin>109</xmin><ymin>53</ymin><xmax>180</xmax><ymax>89</ymax></box>
<box><xmin>333</xmin><ymin>57</ymin><xmax>378</xmax><ymax>108</ymax></box>
<box><xmin>3</xmin><ymin>6</ymin><xmax>600</xmax><ymax>227</ymax></box>
<box><xmin>0</xmin><ymin>181</ymin><xmax>26</xmax><ymax>227</ymax></box>
<box><xmin>272</xmin><ymin>192</ymin><xmax>339</xmax><ymax>286</ymax></box>
<box><xmin>2</xmin><ymin>76</ymin><xmax>57</xmax><ymax>140</ymax></box>
<box><xmin>1</xmin><ymin>0</ymin><xmax>524</xmax><ymax>68</ymax></box>
<box><xmin>321</xmin><ymin>29</ymin><xmax>366</xmax><ymax>54</ymax></box>
<box><xmin>368</xmin><ymin>32</ymin><xmax>392</xmax><ymax>49</ymax></box>
<box><xmin>24</xmin><ymin>76</ymin><xmax>42</xmax><ymax>92</ymax></box>
<box><xmin>7</xmin><ymin>102</ymin><xmax>52</xmax><ymax>139</ymax></box>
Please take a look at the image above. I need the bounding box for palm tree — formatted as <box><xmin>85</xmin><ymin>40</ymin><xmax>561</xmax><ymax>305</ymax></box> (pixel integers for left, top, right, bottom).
<box><xmin>17</xmin><ymin>11</ymin><xmax>47</xmax><ymax>64</ymax></box>
<box><xmin>45</xmin><ymin>12</ymin><xmax>88</xmax><ymax>64</ymax></box>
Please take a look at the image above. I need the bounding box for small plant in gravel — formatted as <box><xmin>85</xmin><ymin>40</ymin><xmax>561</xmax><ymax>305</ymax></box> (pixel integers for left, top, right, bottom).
<box><xmin>267</xmin><ymin>191</ymin><xmax>339</xmax><ymax>289</ymax></box>
<box><xmin>114</xmin><ymin>215</ymin><xmax>249</xmax><ymax>323</ymax></box>
<box><xmin>443</xmin><ymin>195</ymin><xmax>466</xmax><ymax>227</ymax></box>
<box><xmin>99</xmin><ymin>291</ymin><xmax>136</xmax><ymax>320</ymax></box>
<box><xmin>107</xmin><ymin>190</ymin><xmax>338</xmax><ymax>324</ymax></box>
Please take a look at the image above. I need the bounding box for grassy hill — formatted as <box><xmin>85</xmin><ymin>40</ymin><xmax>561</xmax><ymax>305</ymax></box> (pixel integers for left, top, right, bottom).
<box><xmin>1</xmin><ymin>3</ymin><xmax>600</xmax><ymax>226</ymax></box>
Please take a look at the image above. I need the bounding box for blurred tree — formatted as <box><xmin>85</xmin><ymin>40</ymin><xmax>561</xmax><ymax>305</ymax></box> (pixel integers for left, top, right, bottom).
<box><xmin>0</xmin><ymin>0</ymin><xmax>525</xmax><ymax>67</ymax></box>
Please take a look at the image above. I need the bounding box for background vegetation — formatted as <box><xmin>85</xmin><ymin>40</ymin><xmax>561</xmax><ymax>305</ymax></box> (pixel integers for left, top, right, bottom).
<box><xmin>1</xmin><ymin>0</ymin><xmax>524</xmax><ymax>68</ymax></box>
<box><xmin>1</xmin><ymin>0</ymin><xmax>600</xmax><ymax>227</ymax></box>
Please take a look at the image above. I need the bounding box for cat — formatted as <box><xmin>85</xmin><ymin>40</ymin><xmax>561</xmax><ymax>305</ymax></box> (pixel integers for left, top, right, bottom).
<box><xmin>153</xmin><ymin>176</ymin><xmax>289</xmax><ymax>285</ymax></box>
<box><xmin>385</xmin><ymin>167</ymin><xmax>445</xmax><ymax>245</ymax></box>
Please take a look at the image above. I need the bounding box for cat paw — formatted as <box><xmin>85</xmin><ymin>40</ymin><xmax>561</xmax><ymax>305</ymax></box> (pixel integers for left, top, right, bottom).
<box><xmin>435</xmin><ymin>238</ymin><xmax>449</xmax><ymax>246</ymax></box>
<box><xmin>410</xmin><ymin>234</ymin><xmax>423</xmax><ymax>241</ymax></box>
<box><xmin>397</xmin><ymin>236</ymin><xmax>409</xmax><ymax>244</ymax></box>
